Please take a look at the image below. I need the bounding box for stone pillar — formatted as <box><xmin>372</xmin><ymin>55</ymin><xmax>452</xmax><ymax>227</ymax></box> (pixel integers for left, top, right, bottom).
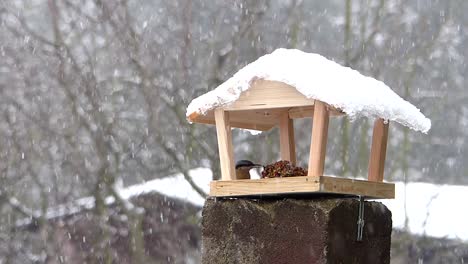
<box><xmin>202</xmin><ymin>198</ymin><xmax>392</xmax><ymax>264</ymax></box>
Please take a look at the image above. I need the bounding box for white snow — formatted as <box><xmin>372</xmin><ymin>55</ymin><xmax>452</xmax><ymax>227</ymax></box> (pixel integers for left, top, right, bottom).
<box><xmin>119</xmin><ymin>168</ymin><xmax>211</xmax><ymax>206</ymax></box>
<box><xmin>381</xmin><ymin>182</ymin><xmax>468</xmax><ymax>241</ymax></box>
<box><xmin>17</xmin><ymin>167</ymin><xmax>468</xmax><ymax>242</ymax></box>
<box><xmin>16</xmin><ymin>168</ymin><xmax>211</xmax><ymax>227</ymax></box>
<box><xmin>140</xmin><ymin>168</ymin><xmax>468</xmax><ymax>241</ymax></box>
<box><xmin>187</xmin><ymin>48</ymin><xmax>431</xmax><ymax>133</ymax></box>
<box><xmin>123</xmin><ymin>168</ymin><xmax>468</xmax><ymax>241</ymax></box>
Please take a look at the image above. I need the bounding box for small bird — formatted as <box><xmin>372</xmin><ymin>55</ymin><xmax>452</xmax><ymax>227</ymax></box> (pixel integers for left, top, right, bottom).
<box><xmin>235</xmin><ymin>160</ymin><xmax>263</xmax><ymax>179</ymax></box>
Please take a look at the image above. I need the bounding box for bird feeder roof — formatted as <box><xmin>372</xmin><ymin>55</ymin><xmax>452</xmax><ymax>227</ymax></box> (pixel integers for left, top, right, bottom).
<box><xmin>186</xmin><ymin>48</ymin><xmax>431</xmax><ymax>133</ymax></box>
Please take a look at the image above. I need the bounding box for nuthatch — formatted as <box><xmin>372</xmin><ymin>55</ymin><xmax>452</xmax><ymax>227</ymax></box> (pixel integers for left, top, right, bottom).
<box><xmin>235</xmin><ymin>160</ymin><xmax>263</xmax><ymax>179</ymax></box>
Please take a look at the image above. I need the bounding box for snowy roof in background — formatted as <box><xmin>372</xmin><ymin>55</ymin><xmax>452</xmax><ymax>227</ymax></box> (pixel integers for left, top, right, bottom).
<box><xmin>16</xmin><ymin>167</ymin><xmax>468</xmax><ymax>241</ymax></box>
<box><xmin>187</xmin><ymin>48</ymin><xmax>431</xmax><ymax>133</ymax></box>
<box><xmin>16</xmin><ymin>168</ymin><xmax>211</xmax><ymax>227</ymax></box>
<box><xmin>130</xmin><ymin>169</ymin><xmax>468</xmax><ymax>241</ymax></box>
<box><xmin>119</xmin><ymin>168</ymin><xmax>211</xmax><ymax>207</ymax></box>
<box><xmin>165</xmin><ymin>169</ymin><xmax>467</xmax><ymax>241</ymax></box>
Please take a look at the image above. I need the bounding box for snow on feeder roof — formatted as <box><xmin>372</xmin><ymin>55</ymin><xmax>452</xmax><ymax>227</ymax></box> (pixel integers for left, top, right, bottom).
<box><xmin>186</xmin><ymin>48</ymin><xmax>431</xmax><ymax>199</ymax></box>
<box><xmin>187</xmin><ymin>48</ymin><xmax>431</xmax><ymax>133</ymax></box>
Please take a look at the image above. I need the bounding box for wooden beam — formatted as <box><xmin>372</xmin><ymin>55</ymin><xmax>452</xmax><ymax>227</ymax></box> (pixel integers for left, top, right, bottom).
<box><xmin>288</xmin><ymin>105</ymin><xmax>345</xmax><ymax>119</ymax></box>
<box><xmin>189</xmin><ymin>108</ymin><xmax>289</xmax><ymax>131</ymax></box>
<box><xmin>368</xmin><ymin>118</ymin><xmax>389</xmax><ymax>182</ymax></box>
<box><xmin>214</xmin><ymin>109</ymin><xmax>236</xmax><ymax>180</ymax></box>
<box><xmin>210</xmin><ymin>176</ymin><xmax>395</xmax><ymax>199</ymax></box>
<box><xmin>224</xmin><ymin>80</ymin><xmax>315</xmax><ymax>111</ymax></box>
<box><xmin>279</xmin><ymin>112</ymin><xmax>296</xmax><ymax>165</ymax></box>
<box><xmin>308</xmin><ymin>101</ymin><xmax>330</xmax><ymax>177</ymax></box>
<box><xmin>188</xmin><ymin>115</ymin><xmax>275</xmax><ymax>131</ymax></box>
<box><xmin>288</xmin><ymin>106</ymin><xmax>314</xmax><ymax>119</ymax></box>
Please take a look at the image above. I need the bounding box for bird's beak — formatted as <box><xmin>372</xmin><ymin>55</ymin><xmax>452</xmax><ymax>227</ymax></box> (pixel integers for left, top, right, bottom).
<box><xmin>252</xmin><ymin>164</ymin><xmax>264</xmax><ymax>168</ymax></box>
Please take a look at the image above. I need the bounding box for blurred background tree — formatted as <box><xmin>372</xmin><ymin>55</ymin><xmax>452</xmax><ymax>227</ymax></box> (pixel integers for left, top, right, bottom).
<box><xmin>0</xmin><ymin>0</ymin><xmax>467</xmax><ymax>262</ymax></box>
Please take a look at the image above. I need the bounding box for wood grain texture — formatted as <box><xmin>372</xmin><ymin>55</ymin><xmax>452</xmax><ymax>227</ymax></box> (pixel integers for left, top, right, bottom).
<box><xmin>214</xmin><ymin>109</ymin><xmax>236</xmax><ymax>180</ymax></box>
<box><xmin>189</xmin><ymin>115</ymin><xmax>275</xmax><ymax>131</ymax></box>
<box><xmin>224</xmin><ymin>80</ymin><xmax>315</xmax><ymax>111</ymax></box>
<box><xmin>279</xmin><ymin>112</ymin><xmax>296</xmax><ymax>165</ymax></box>
<box><xmin>211</xmin><ymin>176</ymin><xmax>321</xmax><ymax>196</ymax></box>
<box><xmin>187</xmin><ymin>79</ymin><xmax>345</xmax><ymax>130</ymax></box>
<box><xmin>368</xmin><ymin>119</ymin><xmax>389</xmax><ymax>182</ymax></box>
<box><xmin>210</xmin><ymin>176</ymin><xmax>395</xmax><ymax>199</ymax></box>
<box><xmin>288</xmin><ymin>105</ymin><xmax>345</xmax><ymax>119</ymax></box>
<box><xmin>308</xmin><ymin>101</ymin><xmax>330</xmax><ymax>177</ymax></box>
<box><xmin>188</xmin><ymin>105</ymin><xmax>344</xmax><ymax>131</ymax></box>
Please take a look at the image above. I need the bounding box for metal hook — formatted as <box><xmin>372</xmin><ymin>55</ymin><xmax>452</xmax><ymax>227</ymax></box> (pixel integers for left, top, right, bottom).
<box><xmin>357</xmin><ymin>195</ymin><xmax>365</xmax><ymax>242</ymax></box>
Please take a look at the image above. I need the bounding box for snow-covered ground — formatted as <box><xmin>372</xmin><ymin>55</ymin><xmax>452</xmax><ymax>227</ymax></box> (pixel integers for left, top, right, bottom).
<box><xmin>119</xmin><ymin>168</ymin><xmax>212</xmax><ymax>207</ymax></box>
<box><xmin>147</xmin><ymin>168</ymin><xmax>468</xmax><ymax>241</ymax></box>
<box><xmin>18</xmin><ymin>167</ymin><xmax>467</xmax><ymax>242</ymax></box>
<box><xmin>15</xmin><ymin>168</ymin><xmax>213</xmax><ymax>227</ymax></box>
<box><xmin>381</xmin><ymin>182</ymin><xmax>468</xmax><ymax>241</ymax></box>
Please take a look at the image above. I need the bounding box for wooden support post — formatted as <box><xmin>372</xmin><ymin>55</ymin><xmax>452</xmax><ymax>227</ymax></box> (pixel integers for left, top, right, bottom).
<box><xmin>214</xmin><ymin>109</ymin><xmax>236</xmax><ymax>180</ymax></box>
<box><xmin>368</xmin><ymin>118</ymin><xmax>389</xmax><ymax>182</ymax></box>
<box><xmin>279</xmin><ymin>112</ymin><xmax>296</xmax><ymax>165</ymax></box>
<box><xmin>308</xmin><ymin>101</ymin><xmax>330</xmax><ymax>177</ymax></box>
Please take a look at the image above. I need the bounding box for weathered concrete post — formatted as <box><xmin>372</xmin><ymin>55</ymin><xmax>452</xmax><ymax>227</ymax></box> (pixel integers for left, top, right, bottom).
<box><xmin>202</xmin><ymin>198</ymin><xmax>392</xmax><ymax>264</ymax></box>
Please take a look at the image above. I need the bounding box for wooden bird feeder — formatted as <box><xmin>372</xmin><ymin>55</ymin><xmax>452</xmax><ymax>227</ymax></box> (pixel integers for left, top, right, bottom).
<box><xmin>186</xmin><ymin>49</ymin><xmax>430</xmax><ymax>199</ymax></box>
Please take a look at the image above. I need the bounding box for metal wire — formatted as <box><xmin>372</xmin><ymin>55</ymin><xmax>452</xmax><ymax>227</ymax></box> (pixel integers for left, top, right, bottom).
<box><xmin>357</xmin><ymin>195</ymin><xmax>365</xmax><ymax>241</ymax></box>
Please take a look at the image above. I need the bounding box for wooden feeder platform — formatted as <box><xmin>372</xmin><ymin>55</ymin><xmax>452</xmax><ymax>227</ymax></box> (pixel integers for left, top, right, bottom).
<box><xmin>184</xmin><ymin>68</ymin><xmax>430</xmax><ymax>201</ymax></box>
<box><xmin>187</xmin><ymin>80</ymin><xmax>395</xmax><ymax>199</ymax></box>
<box><xmin>210</xmin><ymin>175</ymin><xmax>394</xmax><ymax>199</ymax></box>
